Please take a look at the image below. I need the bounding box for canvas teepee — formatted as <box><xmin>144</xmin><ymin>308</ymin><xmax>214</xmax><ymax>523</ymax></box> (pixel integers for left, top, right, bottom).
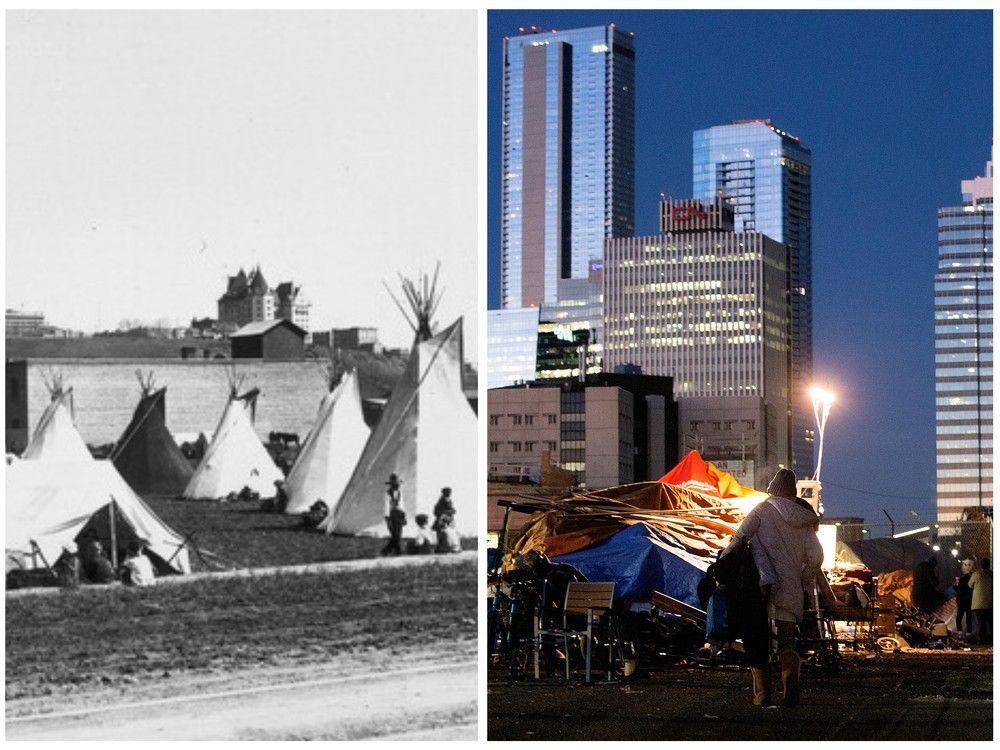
<box><xmin>6</xmin><ymin>459</ymin><xmax>191</xmax><ymax>575</ymax></box>
<box><xmin>21</xmin><ymin>372</ymin><xmax>92</xmax><ymax>462</ymax></box>
<box><xmin>283</xmin><ymin>368</ymin><xmax>370</xmax><ymax>516</ymax></box>
<box><xmin>319</xmin><ymin>268</ymin><xmax>476</xmax><ymax>536</ymax></box>
<box><xmin>111</xmin><ymin>371</ymin><xmax>194</xmax><ymax>496</ymax></box>
<box><xmin>182</xmin><ymin>376</ymin><xmax>283</xmax><ymax>500</ymax></box>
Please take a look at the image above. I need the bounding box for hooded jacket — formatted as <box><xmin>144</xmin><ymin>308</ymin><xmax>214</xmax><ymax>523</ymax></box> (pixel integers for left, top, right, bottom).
<box><xmin>969</xmin><ymin>567</ymin><xmax>993</xmax><ymax>610</ymax></box>
<box><xmin>724</xmin><ymin>494</ymin><xmax>823</xmax><ymax>622</ymax></box>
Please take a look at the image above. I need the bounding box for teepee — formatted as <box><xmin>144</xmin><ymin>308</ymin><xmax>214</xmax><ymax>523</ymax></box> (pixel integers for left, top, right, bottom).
<box><xmin>182</xmin><ymin>374</ymin><xmax>283</xmax><ymax>500</ymax></box>
<box><xmin>21</xmin><ymin>372</ymin><xmax>92</xmax><ymax>462</ymax></box>
<box><xmin>111</xmin><ymin>371</ymin><xmax>194</xmax><ymax>496</ymax></box>
<box><xmin>320</xmin><ymin>267</ymin><xmax>477</xmax><ymax>537</ymax></box>
<box><xmin>6</xmin><ymin>458</ymin><xmax>191</xmax><ymax>575</ymax></box>
<box><xmin>284</xmin><ymin>367</ymin><xmax>370</xmax><ymax>516</ymax></box>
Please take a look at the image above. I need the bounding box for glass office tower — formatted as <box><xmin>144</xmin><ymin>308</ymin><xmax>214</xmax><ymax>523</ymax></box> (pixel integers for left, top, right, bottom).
<box><xmin>500</xmin><ymin>24</ymin><xmax>635</xmax><ymax>310</ymax></box>
<box><xmin>934</xmin><ymin>152</ymin><xmax>993</xmax><ymax>526</ymax></box>
<box><xmin>693</xmin><ymin>120</ymin><xmax>813</xmax><ymax>478</ymax></box>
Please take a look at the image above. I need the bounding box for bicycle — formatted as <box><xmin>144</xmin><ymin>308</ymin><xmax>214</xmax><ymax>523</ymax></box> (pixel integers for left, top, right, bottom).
<box><xmin>488</xmin><ymin>570</ymin><xmax>541</xmax><ymax>679</ymax></box>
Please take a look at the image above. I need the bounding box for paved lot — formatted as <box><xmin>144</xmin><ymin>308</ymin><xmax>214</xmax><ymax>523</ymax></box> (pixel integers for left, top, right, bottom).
<box><xmin>488</xmin><ymin>648</ymin><xmax>992</xmax><ymax>741</ymax></box>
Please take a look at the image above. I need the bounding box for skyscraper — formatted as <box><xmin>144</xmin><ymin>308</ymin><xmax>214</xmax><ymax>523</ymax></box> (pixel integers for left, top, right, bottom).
<box><xmin>603</xmin><ymin>197</ymin><xmax>792</xmax><ymax>486</ymax></box>
<box><xmin>934</xmin><ymin>151</ymin><xmax>993</xmax><ymax>527</ymax></box>
<box><xmin>692</xmin><ymin>120</ymin><xmax>813</xmax><ymax>479</ymax></box>
<box><xmin>500</xmin><ymin>24</ymin><xmax>635</xmax><ymax>310</ymax></box>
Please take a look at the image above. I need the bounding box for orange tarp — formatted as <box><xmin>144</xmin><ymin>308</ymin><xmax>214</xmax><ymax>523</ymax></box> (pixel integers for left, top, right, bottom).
<box><xmin>658</xmin><ymin>450</ymin><xmax>767</xmax><ymax>500</ymax></box>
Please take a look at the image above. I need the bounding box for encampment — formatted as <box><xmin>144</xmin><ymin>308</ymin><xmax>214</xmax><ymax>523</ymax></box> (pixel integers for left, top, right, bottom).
<box><xmin>111</xmin><ymin>372</ymin><xmax>193</xmax><ymax>495</ymax></box>
<box><xmin>284</xmin><ymin>369</ymin><xmax>370</xmax><ymax>516</ymax></box>
<box><xmin>6</xmin><ymin>459</ymin><xmax>191</xmax><ymax>575</ymax></box>
<box><xmin>182</xmin><ymin>384</ymin><xmax>283</xmax><ymax>500</ymax></box>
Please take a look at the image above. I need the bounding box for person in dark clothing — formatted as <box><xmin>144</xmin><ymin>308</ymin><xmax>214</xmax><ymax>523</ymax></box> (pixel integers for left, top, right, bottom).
<box><xmin>381</xmin><ymin>473</ymin><xmax>406</xmax><ymax>556</ymax></box>
<box><xmin>80</xmin><ymin>537</ymin><xmax>116</xmax><ymax>584</ymax></box>
<box><xmin>911</xmin><ymin>556</ymin><xmax>945</xmax><ymax>614</ymax></box>
<box><xmin>955</xmin><ymin>559</ymin><xmax>975</xmax><ymax>638</ymax></box>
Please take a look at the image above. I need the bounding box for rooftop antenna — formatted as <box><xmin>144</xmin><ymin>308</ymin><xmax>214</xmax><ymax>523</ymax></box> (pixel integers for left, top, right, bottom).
<box><xmin>383</xmin><ymin>261</ymin><xmax>444</xmax><ymax>344</ymax></box>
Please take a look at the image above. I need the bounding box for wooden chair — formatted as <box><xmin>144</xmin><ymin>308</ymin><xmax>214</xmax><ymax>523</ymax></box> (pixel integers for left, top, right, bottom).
<box><xmin>534</xmin><ymin>581</ymin><xmax>615</xmax><ymax>683</ymax></box>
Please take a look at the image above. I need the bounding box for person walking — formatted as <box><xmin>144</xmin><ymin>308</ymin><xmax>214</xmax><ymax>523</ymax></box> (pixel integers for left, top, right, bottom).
<box><xmin>717</xmin><ymin>468</ymin><xmax>823</xmax><ymax>708</ymax></box>
<box><xmin>955</xmin><ymin>559</ymin><xmax>975</xmax><ymax>639</ymax></box>
<box><xmin>381</xmin><ymin>473</ymin><xmax>406</xmax><ymax>556</ymax></box>
<box><xmin>968</xmin><ymin>558</ymin><xmax>992</xmax><ymax>645</ymax></box>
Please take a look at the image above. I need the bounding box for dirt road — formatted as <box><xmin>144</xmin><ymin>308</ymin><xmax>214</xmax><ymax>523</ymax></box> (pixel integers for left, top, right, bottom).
<box><xmin>7</xmin><ymin>653</ymin><xmax>476</xmax><ymax>740</ymax></box>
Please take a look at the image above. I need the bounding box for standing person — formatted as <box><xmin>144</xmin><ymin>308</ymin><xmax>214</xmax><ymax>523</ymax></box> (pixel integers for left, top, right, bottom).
<box><xmin>432</xmin><ymin>487</ymin><xmax>460</xmax><ymax>553</ymax></box>
<box><xmin>120</xmin><ymin>540</ymin><xmax>156</xmax><ymax>587</ymax></box>
<box><xmin>955</xmin><ymin>559</ymin><xmax>975</xmax><ymax>639</ymax></box>
<box><xmin>911</xmin><ymin>556</ymin><xmax>945</xmax><ymax>615</ymax></box>
<box><xmin>718</xmin><ymin>468</ymin><xmax>823</xmax><ymax>708</ymax></box>
<box><xmin>968</xmin><ymin>558</ymin><xmax>993</xmax><ymax>645</ymax></box>
<box><xmin>381</xmin><ymin>473</ymin><xmax>406</xmax><ymax>556</ymax></box>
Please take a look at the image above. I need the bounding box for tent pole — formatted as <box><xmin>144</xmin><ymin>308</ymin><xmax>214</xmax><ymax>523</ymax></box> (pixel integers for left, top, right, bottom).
<box><xmin>109</xmin><ymin>499</ymin><xmax>118</xmax><ymax>570</ymax></box>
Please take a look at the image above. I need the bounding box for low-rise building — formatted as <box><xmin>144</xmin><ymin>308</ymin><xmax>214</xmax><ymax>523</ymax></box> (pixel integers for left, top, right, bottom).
<box><xmin>230</xmin><ymin>319</ymin><xmax>306</xmax><ymax>360</ymax></box>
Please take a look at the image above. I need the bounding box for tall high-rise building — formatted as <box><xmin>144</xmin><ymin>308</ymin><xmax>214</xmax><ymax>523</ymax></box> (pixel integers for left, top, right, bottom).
<box><xmin>603</xmin><ymin>198</ymin><xmax>792</xmax><ymax>487</ymax></box>
<box><xmin>934</xmin><ymin>151</ymin><xmax>993</xmax><ymax>527</ymax></box>
<box><xmin>500</xmin><ymin>24</ymin><xmax>635</xmax><ymax>310</ymax></box>
<box><xmin>692</xmin><ymin>120</ymin><xmax>813</xmax><ymax>479</ymax></box>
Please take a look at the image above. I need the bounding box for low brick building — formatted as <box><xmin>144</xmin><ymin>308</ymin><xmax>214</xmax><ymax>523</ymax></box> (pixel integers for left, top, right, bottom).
<box><xmin>230</xmin><ymin>319</ymin><xmax>306</xmax><ymax>360</ymax></box>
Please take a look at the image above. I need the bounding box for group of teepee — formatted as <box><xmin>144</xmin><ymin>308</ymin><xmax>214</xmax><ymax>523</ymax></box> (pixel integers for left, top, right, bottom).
<box><xmin>290</xmin><ymin>266</ymin><xmax>477</xmax><ymax>538</ymax></box>
<box><xmin>6</xmin><ymin>372</ymin><xmax>191</xmax><ymax>575</ymax></box>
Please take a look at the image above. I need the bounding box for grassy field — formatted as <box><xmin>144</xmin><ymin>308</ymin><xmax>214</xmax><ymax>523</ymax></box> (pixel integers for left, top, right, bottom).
<box><xmin>6</xmin><ymin>559</ymin><xmax>476</xmax><ymax>702</ymax></box>
<box><xmin>145</xmin><ymin>496</ymin><xmax>476</xmax><ymax>571</ymax></box>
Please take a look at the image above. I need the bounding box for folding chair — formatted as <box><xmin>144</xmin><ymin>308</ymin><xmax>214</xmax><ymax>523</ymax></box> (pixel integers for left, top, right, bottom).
<box><xmin>534</xmin><ymin>581</ymin><xmax>615</xmax><ymax>683</ymax></box>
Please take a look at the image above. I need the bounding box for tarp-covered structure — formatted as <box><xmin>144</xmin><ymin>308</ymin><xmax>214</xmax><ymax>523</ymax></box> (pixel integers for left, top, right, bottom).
<box><xmin>21</xmin><ymin>387</ymin><xmax>92</xmax><ymax>462</ymax></box>
<box><xmin>112</xmin><ymin>386</ymin><xmax>193</xmax><ymax>495</ymax></box>
<box><xmin>182</xmin><ymin>388</ymin><xmax>283</xmax><ymax>500</ymax></box>
<box><xmin>6</xmin><ymin>459</ymin><xmax>191</xmax><ymax>574</ymax></box>
<box><xmin>284</xmin><ymin>369</ymin><xmax>370</xmax><ymax>515</ymax></box>
<box><xmin>320</xmin><ymin>318</ymin><xmax>477</xmax><ymax>537</ymax></box>
<box><xmin>506</xmin><ymin>452</ymin><xmax>767</xmax><ymax>608</ymax></box>
<box><xmin>839</xmin><ymin>537</ymin><xmax>936</xmax><ymax>576</ymax></box>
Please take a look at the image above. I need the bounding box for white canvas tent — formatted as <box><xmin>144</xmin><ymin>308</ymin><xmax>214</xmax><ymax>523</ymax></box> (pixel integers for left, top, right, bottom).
<box><xmin>284</xmin><ymin>369</ymin><xmax>370</xmax><ymax>516</ymax></box>
<box><xmin>320</xmin><ymin>318</ymin><xmax>477</xmax><ymax>537</ymax></box>
<box><xmin>182</xmin><ymin>389</ymin><xmax>283</xmax><ymax>500</ymax></box>
<box><xmin>21</xmin><ymin>387</ymin><xmax>93</xmax><ymax>462</ymax></box>
<box><xmin>6</xmin><ymin>459</ymin><xmax>191</xmax><ymax>574</ymax></box>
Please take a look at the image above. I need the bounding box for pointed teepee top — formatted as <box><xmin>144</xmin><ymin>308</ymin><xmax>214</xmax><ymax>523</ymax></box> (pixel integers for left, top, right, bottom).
<box><xmin>384</xmin><ymin>262</ymin><xmax>444</xmax><ymax>344</ymax></box>
<box><xmin>135</xmin><ymin>369</ymin><xmax>157</xmax><ymax>397</ymax></box>
<box><xmin>39</xmin><ymin>366</ymin><xmax>66</xmax><ymax>401</ymax></box>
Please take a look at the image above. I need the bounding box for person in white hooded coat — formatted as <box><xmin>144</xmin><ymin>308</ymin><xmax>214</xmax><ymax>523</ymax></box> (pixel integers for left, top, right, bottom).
<box><xmin>721</xmin><ymin>467</ymin><xmax>823</xmax><ymax>708</ymax></box>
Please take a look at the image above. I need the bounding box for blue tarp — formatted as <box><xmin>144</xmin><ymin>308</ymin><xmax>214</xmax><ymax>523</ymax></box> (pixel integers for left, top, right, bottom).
<box><xmin>553</xmin><ymin>522</ymin><xmax>711</xmax><ymax>609</ymax></box>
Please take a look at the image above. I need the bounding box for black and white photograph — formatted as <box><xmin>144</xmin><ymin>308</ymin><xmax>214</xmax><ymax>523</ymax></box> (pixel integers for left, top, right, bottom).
<box><xmin>6</xmin><ymin>9</ymin><xmax>478</xmax><ymax>740</ymax></box>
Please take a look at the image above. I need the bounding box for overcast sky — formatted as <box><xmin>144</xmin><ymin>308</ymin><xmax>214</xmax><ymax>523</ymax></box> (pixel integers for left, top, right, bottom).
<box><xmin>6</xmin><ymin>10</ymin><xmax>478</xmax><ymax>353</ymax></box>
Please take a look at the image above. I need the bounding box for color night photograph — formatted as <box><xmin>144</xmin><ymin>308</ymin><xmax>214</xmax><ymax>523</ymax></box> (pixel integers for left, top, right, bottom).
<box><xmin>485</xmin><ymin>8</ymin><xmax>993</xmax><ymax>742</ymax></box>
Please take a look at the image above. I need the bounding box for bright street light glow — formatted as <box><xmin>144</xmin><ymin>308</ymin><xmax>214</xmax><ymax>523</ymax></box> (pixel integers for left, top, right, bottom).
<box><xmin>810</xmin><ymin>385</ymin><xmax>835</xmax><ymax>482</ymax></box>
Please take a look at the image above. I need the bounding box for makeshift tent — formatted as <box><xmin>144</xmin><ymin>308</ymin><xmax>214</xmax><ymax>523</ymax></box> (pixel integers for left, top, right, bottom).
<box><xmin>507</xmin><ymin>455</ymin><xmax>770</xmax><ymax>605</ymax></box>
<box><xmin>6</xmin><ymin>459</ymin><xmax>190</xmax><ymax>574</ymax></box>
<box><xmin>841</xmin><ymin>537</ymin><xmax>936</xmax><ymax>576</ymax></box>
<box><xmin>111</xmin><ymin>378</ymin><xmax>193</xmax><ymax>495</ymax></box>
<box><xmin>182</xmin><ymin>388</ymin><xmax>283</xmax><ymax>500</ymax></box>
<box><xmin>21</xmin><ymin>387</ymin><xmax>93</xmax><ymax>462</ymax></box>
<box><xmin>320</xmin><ymin>318</ymin><xmax>477</xmax><ymax>537</ymax></box>
<box><xmin>284</xmin><ymin>369</ymin><xmax>370</xmax><ymax>516</ymax></box>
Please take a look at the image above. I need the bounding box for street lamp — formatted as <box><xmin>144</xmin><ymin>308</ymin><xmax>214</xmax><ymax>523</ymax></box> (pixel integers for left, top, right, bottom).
<box><xmin>809</xmin><ymin>385</ymin><xmax>835</xmax><ymax>482</ymax></box>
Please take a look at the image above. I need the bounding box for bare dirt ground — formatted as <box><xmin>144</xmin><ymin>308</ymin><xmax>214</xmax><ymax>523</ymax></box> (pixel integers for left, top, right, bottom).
<box><xmin>7</xmin><ymin>553</ymin><xmax>478</xmax><ymax>740</ymax></box>
<box><xmin>7</xmin><ymin>649</ymin><xmax>476</xmax><ymax>740</ymax></box>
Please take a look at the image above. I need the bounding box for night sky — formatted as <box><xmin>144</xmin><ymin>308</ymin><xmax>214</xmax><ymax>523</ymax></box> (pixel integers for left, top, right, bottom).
<box><xmin>487</xmin><ymin>9</ymin><xmax>993</xmax><ymax>533</ymax></box>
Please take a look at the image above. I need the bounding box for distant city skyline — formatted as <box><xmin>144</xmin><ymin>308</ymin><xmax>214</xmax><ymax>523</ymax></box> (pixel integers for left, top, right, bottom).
<box><xmin>6</xmin><ymin>10</ymin><xmax>478</xmax><ymax>353</ymax></box>
<box><xmin>488</xmin><ymin>9</ymin><xmax>993</xmax><ymax>529</ymax></box>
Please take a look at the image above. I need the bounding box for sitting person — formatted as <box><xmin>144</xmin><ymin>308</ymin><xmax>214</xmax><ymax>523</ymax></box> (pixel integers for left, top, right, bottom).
<box><xmin>407</xmin><ymin>514</ymin><xmax>435</xmax><ymax>554</ymax></box>
<box><xmin>80</xmin><ymin>536</ymin><xmax>116</xmax><ymax>584</ymax></box>
<box><xmin>302</xmin><ymin>499</ymin><xmax>329</xmax><ymax>529</ymax></box>
<box><xmin>433</xmin><ymin>487</ymin><xmax>460</xmax><ymax>553</ymax></box>
<box><xmin>120</xmin><ymin>540</ymin><xmax>156</xmax><ymax>587</ymax></box>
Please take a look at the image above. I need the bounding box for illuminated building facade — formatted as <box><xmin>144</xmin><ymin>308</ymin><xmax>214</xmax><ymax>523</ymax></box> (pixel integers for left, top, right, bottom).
<box><xmin>934</xmin><ymin>151</ymin><xmax>993</xmax><ymax>526</ymax></box>
<box><xmin>603</xmin><ymin>197</ymin><xmax>792</xmax><ymax>486</ymax></box>
<box><xmin>487</xmin><ymin>307</ymin><xmax>541</xmax><ymax>389</ymax></box>
<box><xmin>500</xmin><ymin>24</ymin><xmax>635</xmax><ymax>309</ymax></box>
<box><xmin>692</xmin><ymin>120</ymin><xmax>813</xmax><ymax>478</ymax></box>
